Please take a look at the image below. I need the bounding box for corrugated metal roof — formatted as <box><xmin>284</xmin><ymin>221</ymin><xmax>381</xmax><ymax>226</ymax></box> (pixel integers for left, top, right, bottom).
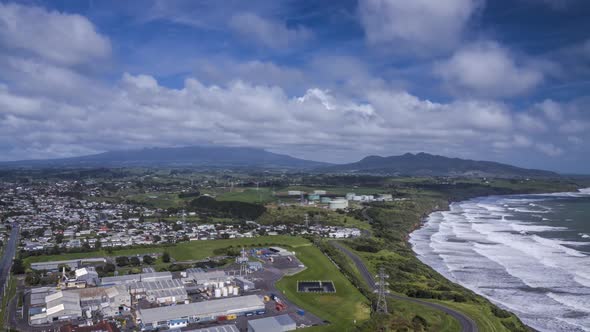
<box><xmin>138</xmin><ymin>295</ymin><xmax>264</xmax><ymax>323</ymax></box>
<box><xmin>248</xmin><ymin>314</ymin><xmax>296</xmax><ymax>332</ymax></box>
<box><xmin>184</xmin><ymin>324</ymin><xmax>239</xmax><ymax>332</ymax></box>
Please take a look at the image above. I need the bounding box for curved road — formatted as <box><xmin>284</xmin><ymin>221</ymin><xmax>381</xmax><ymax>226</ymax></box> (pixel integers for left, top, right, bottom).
<box><xmin>330</xmin><ymin>241</ymin><xmax>478</xmax><ymax>332</ymax></box>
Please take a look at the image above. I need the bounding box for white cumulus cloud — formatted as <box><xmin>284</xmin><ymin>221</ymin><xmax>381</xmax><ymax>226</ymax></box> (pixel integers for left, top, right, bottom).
<box><xmin>0</xmin><ymin>2</ymin><xmax>111</xmax><ymax>66</ymax></box>
<box><xmin>358</xmin><ymin>0</ymin><xmax>482</xmax><ymax>54</ymax></box>
<box><xmin>435</xmin><ymin>41</ymin><xmax>544</xmax><ymax>97</ymax></box>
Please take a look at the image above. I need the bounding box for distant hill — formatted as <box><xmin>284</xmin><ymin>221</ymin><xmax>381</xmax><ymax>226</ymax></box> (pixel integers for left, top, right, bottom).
<box><xmin>318</xmin><ymin>152</ymin><xmax>558</xmax><ymax>178</ymax></box>
<box><xmin>0</xmin><ymin>146</ymin><xmax>329</xmax><ymax>169</ymax></box>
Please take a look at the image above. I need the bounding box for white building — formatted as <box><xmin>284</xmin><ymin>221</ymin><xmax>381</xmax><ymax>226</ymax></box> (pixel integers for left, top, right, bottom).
<box><xmin>329</xmin><ymin>198</ymin><xmax>348</xmax><ymax>210</ymax></box>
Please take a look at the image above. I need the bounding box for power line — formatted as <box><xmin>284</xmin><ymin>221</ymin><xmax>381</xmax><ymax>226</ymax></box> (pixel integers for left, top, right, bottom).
<box><xmin>375</xmin><ymin>267</ymin><xmax>389</xmax><ymax>314</ymax></box>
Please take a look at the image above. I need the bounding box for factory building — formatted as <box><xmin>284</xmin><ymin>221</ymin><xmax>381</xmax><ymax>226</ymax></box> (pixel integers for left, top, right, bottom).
<box><xmin>130</xmin><ymin>279</ymin><xmax>188</xmax><ymax>304</ymax></box>
<box><xmin>30</xmin><ymin>291</ymin><xmax>82</xmax><ymax>325</ymax></box>
<box><xmin>31</xmin><ymin>258</ymin><xmax>107</xmax><ymax>272</ymax></box>
<box><xmin>101</xmin><ymin>271</ymin><xmax>172</xmax><ymax>285</ymax></box>
<box><xmin>247</xmin><ymin>314</ymin><xmax>296</xmax><ymax>332</ymax></box>
<box><xmin>329</xmin><ymin>198</ymin><xmax>348</xmax><ymax>210</ymax></box>
<box><xmin>234</xmin><ymin>277</ymin><xmax>255</xmax><ymax>291</ymax></box>
<box><xmin>75</xmin><ymin>267</ymin><xmax>100</xmax><ymax>286</ymax></box>
<box><xmin>185</xmin><ymin>269</ymin><xmax>230</xmax><ymax>285</ymax></box>
<box><xmin>136</xmin><ymin>295</ymin><xmax>265</xmax><ymax>330</ymax></box>
<box><xmin>74</xmin><ymin>285</ymin><xmax>131</xmax><ymax>317</ymax></box>
<box><xmin>184</xmin><ymin>325</ymin><xmax>239</xmax><ymax>332</ymax></box>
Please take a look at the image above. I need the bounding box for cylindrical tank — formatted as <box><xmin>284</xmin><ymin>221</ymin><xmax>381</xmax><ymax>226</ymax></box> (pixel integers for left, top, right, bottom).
<box><xmin>233</xmin><ymin>287</ymin><xmax>239</xmax><ymax>296</ymax></box>
<box><xmin>228</xmin><ymin>285</ymin><xmax>233</xmax><ymax>294</ymax></box>
<box><xmin>222</xmin><ymin>287</ymin><xmax>228</xmax><ymax>297</ymax></box>
<box><xmin>218</xmin><ymin>282</ymin><xmax>224</xmax><ymax>288</ymax></box>
<box><xmin>214</xmin><ymin>288</ymin><xmax>221</xmax><ymax>298</ymax></box>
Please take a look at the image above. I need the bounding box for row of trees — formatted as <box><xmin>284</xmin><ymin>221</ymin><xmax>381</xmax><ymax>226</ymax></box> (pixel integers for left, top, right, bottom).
<box><xmin>114</xmin><ymin>252</ymin><xmax>169</xmax><ymax>267</ymax></box>
<box><xmin>189</xmin><ymin>196</ymin><xmax>266</xmax><ymax>220</ymax></box>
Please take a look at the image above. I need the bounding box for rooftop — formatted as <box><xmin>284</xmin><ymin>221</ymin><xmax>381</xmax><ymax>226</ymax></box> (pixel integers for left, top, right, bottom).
<box><xmin>137</xmin><ymin>295</ymin><xmax>264</xmax><ymax>323</ymax></box>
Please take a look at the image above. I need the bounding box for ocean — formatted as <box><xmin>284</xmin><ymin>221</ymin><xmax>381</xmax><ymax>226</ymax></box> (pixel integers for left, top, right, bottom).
<box><xmin>409</xmin><ymin>188</ymin><xmax>590</xmax><ymax>332</ymax></box>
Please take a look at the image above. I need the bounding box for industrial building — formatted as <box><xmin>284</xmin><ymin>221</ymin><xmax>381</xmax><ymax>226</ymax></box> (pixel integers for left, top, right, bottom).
<box><xmin>74</xmin><ymin>267</ymin><xmax>99</xmax><ymax>286</ymax></box>
<box><xmin>329</xmin><ymin>198</ymin><xmax>348</xmax><ymax>210</ymax></box>
<box><xmin>101</xmin><ymin>271</ymin><xmax>172</xmax><ymax>285</ymax></box>
<box><xmin>30</xmin><ymin>291</ymin><xmax>82</xmax><ymax>325</ymax></box>
<box><xmin>130</xmin><ymin>278</ymin><xmax>188</xmax><ymax>304</ymax></box>
<box><xmin>74</xmin><ymin>285</ymin><xmax>131</xmax><ymax>317</ymax></box>
<box><xmin>247</xmin><ymin>314</ymin><xmax>297</xmax><ymax>332</ymax></box>
<box><xmin>184</xmin><ymin>325</ymin><xmax>239</xmax><ymax>332</ymax></box>
<box><xmin>31</xmin><ymin>258</ymin><xmax>107</xmax><ymax>271</ymax></box>
<box><xmin>234</xmin><ymin>277</ymin><xmax>255</xmax><ymax>291</ymax></box>
<box><xmin>136</xmin><ymin>295</ymin><xmax>265</xmax><ymax>330</ymax></box>
<box><xmin>185</xmin><ymin>269</ymin><xmax>230</xmax><ymax>285</ymax></box>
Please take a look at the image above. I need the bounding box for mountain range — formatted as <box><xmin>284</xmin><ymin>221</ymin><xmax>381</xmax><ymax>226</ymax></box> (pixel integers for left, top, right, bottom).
<box><xmin>0</xmin><ymin>146</ymin><xmax>559</xmax><ymax>177</ymax></box>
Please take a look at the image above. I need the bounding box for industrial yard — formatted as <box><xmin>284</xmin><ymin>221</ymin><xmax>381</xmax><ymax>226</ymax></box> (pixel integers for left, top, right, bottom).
<box><xmin>15</xmin><ymin>245</ymin><xmax>328</xmax><ymax>331</ymax></box>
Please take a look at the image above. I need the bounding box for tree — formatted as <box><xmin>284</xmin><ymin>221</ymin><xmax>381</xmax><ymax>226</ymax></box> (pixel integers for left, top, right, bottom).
<box><xmin>153</xmin><ymin>235</ymin><xmax>162</xmax><ymax>243</ymax></box>
<box><xmin>162</xmin><ymin>252</ymin><xmax>171</xmax><ymax>263</ymax></box>
<box><xmin>143</xmin><ymin>255</ymin><xmax>155</xmax><ymax>265</ymax></box>
<box><xmin>12</xmin><ymin>258</ymin><xmax>25</xmax><ymax>274</ymax></box>
<box><xmin>55</xmin><ymin>233</ymin><xmax>64</xmax><ymax>244</ymax></box>
<box><xmin>116</xmin><ymin>256</ymin><xmax>129</xmax><ymax>266</ymax></box>
<box><xmin>103</xmin><ymin>263</ymin><xmax>116</xmax><ymax>273</ymax></box>
<box><xmin>25</xmin><ymin>271</ymin><xmax>41</xmax><ymax>286</ymax></box>
<box><xmin>130</xmin><ymin>257</ymin><xmax>140</xmax><ymax>266</ymax></box>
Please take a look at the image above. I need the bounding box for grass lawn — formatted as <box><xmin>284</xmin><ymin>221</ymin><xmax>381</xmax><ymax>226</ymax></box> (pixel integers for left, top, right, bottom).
<box><xmin>275</xmin><ymin>245</ymin><xmax>371</xmax><ymax>331</ymax></box>
<box><xmin>388</xmin><ymin>298</ymin><xmax>461</xmax><ymax>332</ymax></box>
<box><xmin>24</xmin><ymin>236</ymin><xmax>311</xmax><ymax>265</ymax></box>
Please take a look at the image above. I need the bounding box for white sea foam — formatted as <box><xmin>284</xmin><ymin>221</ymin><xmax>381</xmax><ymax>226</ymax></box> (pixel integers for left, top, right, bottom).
<box><xmin>410</xmin><ymin>192</ymin><xmax>590</xmax><ymax>332</ymax></box>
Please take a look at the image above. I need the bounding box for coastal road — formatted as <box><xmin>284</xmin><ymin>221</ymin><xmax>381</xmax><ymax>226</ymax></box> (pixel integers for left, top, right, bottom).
<box><xmin>330</xmin><ymin>241</ymin><xmax>478</xmax><ymax>332</ymax></box>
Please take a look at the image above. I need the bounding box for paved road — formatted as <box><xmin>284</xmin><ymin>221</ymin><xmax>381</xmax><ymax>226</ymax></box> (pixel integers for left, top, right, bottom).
<box><xmin>330</xmin><ymin>241</ymin><xmax>478</xmax><ymax>332</ymax></box>
<box><xmin>0</xmin><ymin>224</ymin><xmax>19</xmax><ymax>296</ymax></box>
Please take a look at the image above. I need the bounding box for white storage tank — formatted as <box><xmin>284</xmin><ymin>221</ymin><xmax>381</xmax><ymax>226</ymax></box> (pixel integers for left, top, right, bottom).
<box><xmin>228</xmin><ymin>285</ymin><xmax>234</xmax><ymax>294</ymax></box>
<box><xmin>214</xmin><ymin>288</ymin><xmax>221</xmax><ymax>298</ymax></box>
<box><xmin>222</xmin><ymin>287</ymin><xmax>228</xmax><ymax>297</ymax></box>
<box><xmin>233</xmin><ymin>287</ymin><xmax>239</xmax><ymax>296</ymax></box>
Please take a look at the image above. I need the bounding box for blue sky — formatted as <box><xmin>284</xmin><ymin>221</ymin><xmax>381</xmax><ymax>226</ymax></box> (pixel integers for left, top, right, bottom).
<box><xmin>0</xmin><ymin>0</ymin><xmax>589</xmax><ymax>173</ymax></box>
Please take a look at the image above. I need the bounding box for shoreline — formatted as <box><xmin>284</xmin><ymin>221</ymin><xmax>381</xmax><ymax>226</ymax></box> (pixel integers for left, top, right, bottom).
<box><xmin>407</xmin><ymin>187</ymin><xmax>590</xmax><ymax>332</ymax></box>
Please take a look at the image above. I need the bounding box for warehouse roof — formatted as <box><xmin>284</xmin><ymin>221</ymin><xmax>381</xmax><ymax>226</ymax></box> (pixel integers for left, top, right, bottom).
<box><xmin>248</xmin><ymin>314</ymin><xmax>296</xmax><ymax>332</ymax></box>
<box><xmin>101</xmin><ymin>271</ymin><xmax>172</xmax><ymax>285</ymax></box>
<box><xmin>137</xmin><ymin>295</ymin><xmax>264</xmax><ymax>323</ymax></box>
<box><xmin>184</xmin><ymin>325</ymin><xmax>239</xmax><ymax>332</ymax></box>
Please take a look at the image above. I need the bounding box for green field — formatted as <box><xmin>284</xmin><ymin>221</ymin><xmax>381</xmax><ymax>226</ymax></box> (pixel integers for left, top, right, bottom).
<box><xmin>275</xmin><ymin>245</ymin><xmax>371</xmax><ymax>331</ymax></box>
<box><xmin>24</xmin><ymin>236</ymin><xmax>310</xmax><ymax>265</ymax></box>
<box><xmin>258</xmin><ymin>205</ymin><xmax>372</xmax><ymax>231</ymax></box>
<box><xmin>216</xmin><ymin>188</ymin><xmax>276</xmax><ymax>203</ymax></box>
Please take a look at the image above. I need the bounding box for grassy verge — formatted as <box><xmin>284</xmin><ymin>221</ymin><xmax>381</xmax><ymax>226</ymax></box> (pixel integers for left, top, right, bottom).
<box><xmin>321</xmin><ymin>240</ymin><xmax>461</xmax><ymax>332</ymax></box>
<box><xmin>275</xmin><ymin>245</ymin><xmax>371</xmax><ymax>331</ymax></box>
